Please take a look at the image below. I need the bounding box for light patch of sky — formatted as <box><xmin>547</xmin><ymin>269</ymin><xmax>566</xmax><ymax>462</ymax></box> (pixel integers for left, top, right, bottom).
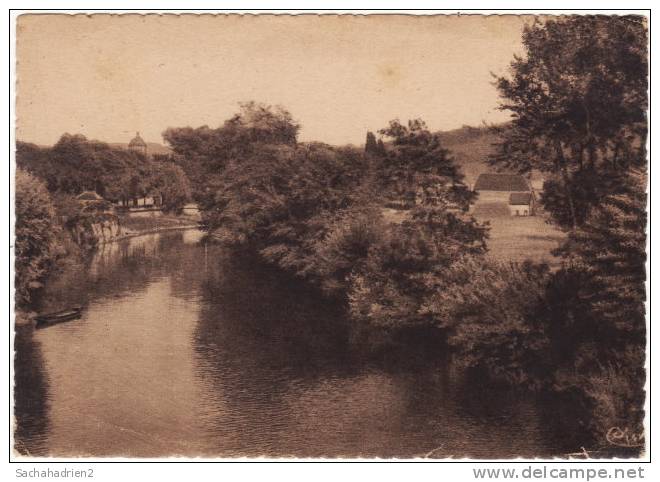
<box><xmin>16</xmin><ymin>14</ymin><xmax>531</xmax><ymax>147</ymax></box>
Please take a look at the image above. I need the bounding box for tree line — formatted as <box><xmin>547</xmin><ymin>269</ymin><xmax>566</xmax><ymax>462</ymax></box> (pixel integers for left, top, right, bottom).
<box><xmin>17</xmin><ymin>134</ymin><xmax>190</xmax><ymax>213</ymax></box>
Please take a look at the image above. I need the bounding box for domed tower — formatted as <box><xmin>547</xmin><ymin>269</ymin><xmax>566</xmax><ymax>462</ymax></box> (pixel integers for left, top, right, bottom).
<box><xmin>128</xmin><ymin>132</ymin><xmax>147</xmax><ymax>156</ymax></box>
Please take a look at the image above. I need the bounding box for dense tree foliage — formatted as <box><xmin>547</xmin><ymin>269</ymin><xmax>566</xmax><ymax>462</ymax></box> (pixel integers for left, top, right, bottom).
<box><xmin>151</xmin><ymin>163</ymin><xmax>192</xmax><ymax>214</ymax></box>
<box><xmin>378</xmin><ymin>119</ymin><xmax>476</xmax><ymax>209</ymax></box>
<box><xmin>163</xmin><ymin>102</ymin><xmax>300</xmax><ymax>208</ymax></box>
<box><xmin>16</xmin><ymin>135</ymin><xmax>191</xmax><ymax>212</ymax></box>
<box><xmin>165</xmin><ymin>103</ymin><xmax>376</xmax><ymax>295</ymax></box>
<box><xmin>14</xmin><ymin>169</ymin><xmax>61</xmax><ymax>306</ymax></box>
<box><xmin>346</xmin><ymin>120</ymin><xmax>488</xmax><ymax>332</ymax></box>
<box><xmin>365</xmin><ymin>131</ymin><xmax>378</xmax><ymax>156</ymax></box>
<box><xmin>348</xmin><ymin>209</ymin><xmax>488</xmax><ymax>331</ymax></box>
<box><xmin>17</xmin><ymin>135</ymin><xmax>148</xmax><ymax>201</ymax></box>
<box><xmin>168</xmin><ymin>107</ymin><xmax>489</xmax><ymax>339</ymax></box>
<box><xmin>212</xmin><ymin>139</ymin><xmax>373</xmax><ymax>289</ymax></box>
<box><xmin>554</xmin><ymin>167</ymin><xmax>647</xmax><ymax>437</ymax></box>
<box><xmin>364</xmin><ymin>131</ymin><xmax>385</xmax><ymax>158</ymax></box>
<box><xmin>492</xmin><ymin>15</ymin><xmax>647</xmax><ymax>229</ymax></box>
<box><xmin>576</xmin><ymin>169</ymin><xmax>646</xmax><ymax>338</ymax></box>
<box><xmin>488</xmin><ymin>15</ymin><xmax>648</xmax><ymax>442</ymax></box>
<box><xmin>425</xmin><ymin>258</ymin><xmax>551</xmax><ymax>387</ymax></box>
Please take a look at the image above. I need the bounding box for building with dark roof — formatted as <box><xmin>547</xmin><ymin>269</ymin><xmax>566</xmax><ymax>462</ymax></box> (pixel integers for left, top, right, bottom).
<box><xmin>474</xmin><ymin>173</ymin><xmax>530</xmax><ymax>192</ymax></box>
<box><xmin>471</xmin><ymin>173</ymin><xmax>535</xmax><ymax>217</ymax></box>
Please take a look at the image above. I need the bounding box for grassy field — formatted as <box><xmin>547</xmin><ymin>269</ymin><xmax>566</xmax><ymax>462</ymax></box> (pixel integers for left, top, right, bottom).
<box><xmin>474</xmin><ymin>210</ymin><xmax>566</xmax><ymax>267</ymax></box>
<box><xmin>381</xmin><ymin>204</ymin><xmax>566</xmax><ymax>267</ymax></box>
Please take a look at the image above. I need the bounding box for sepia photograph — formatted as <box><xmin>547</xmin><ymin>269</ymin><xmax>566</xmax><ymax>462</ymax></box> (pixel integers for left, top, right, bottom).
<box><xmin>11</xmin><ymin>11</ymin><xmax>649</xmax><ymax>461</ymax></box>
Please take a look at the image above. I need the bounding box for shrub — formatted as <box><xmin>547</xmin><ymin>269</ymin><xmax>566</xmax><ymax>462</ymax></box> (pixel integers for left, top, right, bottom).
<box><xmin>425</xmin><ymin>257</ymin><xmax>552</xmax><ymax>388</ymax></box>
<box><xmin>14</xmin><ymin>169</ymin><xmax>61</xmax><ymax>306</ymax></box>
<box><xmin>554</xmin><ymin>353</ymin><xmax>646</xmax><ymax>446</ymax></box>
<box><xmin>153</xmin><ymin>163</ymin><xmax>192</xmax><ymax>214</ymax></box>
<box><xmin>348</xmin><ymin>207</ymin><xmax>488</xmax><ymax>331</ymax></box>
<box><xmin>311</xmin><ymin>208</ymin><xmax>385</xmax><ymax>296</ymax></box>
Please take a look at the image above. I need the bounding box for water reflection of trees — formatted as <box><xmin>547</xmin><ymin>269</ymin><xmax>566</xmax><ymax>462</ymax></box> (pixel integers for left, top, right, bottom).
<box><xmin>446</xmin><ymin>370</ymin><xmax>587</xmax><ymax>457</ymax></box>
<box><xmin>16</xmin><ymin>231</ymin><xmax>205</xmax><ymax>458</ymax></box>
<box><xmin>36</xmin><ymin>232</ymin><xmax>198</xmax><ymax>312</ymax></box>
<box><xmin>189</xmin><ymin>248</ymin><xmax>577</xmax><ymax>458</ymax></box>
<box><xmin>14</xmin><ymin>326</ymin><xmax>50</xmax><ymax>456</ymax></box>
<box><xmin>18</xmin><ymin>231</ymin><xmax>580</xmax><ymax>458</ymax></box>
<box><xmin>190</xmin><ymin>249</ymin><xmax>362</xmax><ymax>456</ymax></box>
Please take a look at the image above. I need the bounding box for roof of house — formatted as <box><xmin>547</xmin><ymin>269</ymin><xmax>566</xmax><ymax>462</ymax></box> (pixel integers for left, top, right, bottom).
<box><xmin>474</xmin><ymin>173</ymin><xmax>530</xmax><ymax>192</ymax></box>
<box><xmin>129</xmin><ymin>132</ymin><xmax>147</xmax><ymax>148</ymax></box>
<box><xmin>77</xmin><ymin>191</ymin><xmax>103</xmax><ymax>201</ymax></box>
<box><xmin>509</xmin><ymin>192</ymin><xmax>533</xmax><ymax>205</ymax></box>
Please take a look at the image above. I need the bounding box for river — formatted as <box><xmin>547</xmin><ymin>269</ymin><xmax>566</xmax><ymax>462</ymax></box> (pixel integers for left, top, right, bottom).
<box><xmin>14</xmin><ymin>230</ymin><xmax>581</xmax><ymax>458</ymax></box>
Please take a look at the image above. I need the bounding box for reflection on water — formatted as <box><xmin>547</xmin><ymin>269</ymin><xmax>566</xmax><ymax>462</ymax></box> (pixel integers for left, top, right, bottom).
<box><xmin>14</xmin><ymin>230</ymin><xmax>579</xmax><ymax>458</ymax></box>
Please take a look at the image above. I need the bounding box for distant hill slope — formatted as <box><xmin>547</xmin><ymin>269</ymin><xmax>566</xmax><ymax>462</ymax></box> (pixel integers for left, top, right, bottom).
<box><xmin>108</xmin><ymin>142</ymin><xmax>173</xmax><ymax>156</ymax></box>
<box><xmin>437</xmin><ymin>125</ymin><xmax>545</xmax><ymax>188</ymax></box>
<box><xmin>436</xmin><ymin>125</ymin><xmax>500</xmax><ymax>188</ymax></box>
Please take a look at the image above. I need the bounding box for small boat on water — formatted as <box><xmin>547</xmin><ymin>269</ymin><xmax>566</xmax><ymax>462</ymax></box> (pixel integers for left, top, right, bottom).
<box><xmin>35</xmin><ymin>307</ymin><xmax>82</xmax><ymax>327</ymax></box>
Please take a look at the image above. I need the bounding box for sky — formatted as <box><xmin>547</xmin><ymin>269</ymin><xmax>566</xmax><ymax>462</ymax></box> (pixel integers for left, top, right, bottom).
<box><xmin>16</xmin><ymin>14</ymin><xmax>531</xmax><ymax>147</ymax></box>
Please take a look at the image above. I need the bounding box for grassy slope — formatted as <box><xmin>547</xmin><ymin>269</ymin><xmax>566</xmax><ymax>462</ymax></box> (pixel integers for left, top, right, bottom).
<box><xmin>437</xmin><ymin>125</ymin><xmax>501</xmax><ymax>188</ymax></box>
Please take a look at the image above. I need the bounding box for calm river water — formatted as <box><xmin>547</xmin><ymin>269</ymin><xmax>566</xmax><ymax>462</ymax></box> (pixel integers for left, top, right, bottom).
<box><xmin>14</xmin><ymin>230</ymin><xmax>580</xmax><ymax>458</ymax></box>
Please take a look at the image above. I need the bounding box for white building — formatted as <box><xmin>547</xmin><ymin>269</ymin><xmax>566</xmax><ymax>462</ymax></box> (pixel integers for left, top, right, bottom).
<box><xmin>508</xmin><ymin>192</ymin><xmax>534</xmax><ymax>216</ymax></box>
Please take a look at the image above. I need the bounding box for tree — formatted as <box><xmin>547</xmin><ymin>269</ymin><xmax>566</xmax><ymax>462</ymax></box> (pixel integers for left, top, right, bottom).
<box><xmin>166</xmin><ymin>103</ymin><xmax>375</xmax><ymax>293</ymax></box>
<box><xmin>426</xmin><ymin>257</ymin><xmax>552</xmax><ymax>387</ymax></box>
<box><xmin>14</xmin><ymin>169</ymin><xmax>61</xmax><ymax>306</ymax></box>
<box><xmin>163</xmin><ymin>102</ymin><xmax>300</xmax><ymax>204</ymax></box>
<box><xmin>152</xmin><ymin>163</ymin><xmax>192</xmax><ymax>214</ymax></box>
<box><xmin>16</xmin><ymin>135</ymin><xmax>156</xmax><ymax>206</ymax></box>
<box><xmin>364</xmin><ymin>131</ymin><xmax>378</xmax><ymax>156</ymax></box>
<box><xmin>492</xmin><ymin>15</ymin><xmax>648</xmax><ymax>229</ymax></box>
<box><xmin>348</xmin><ymin>207</ymin><xmax>489</xmax><ymax>331</ymax></box>
<box><xmin>346</xmin><ymin>119</ymin><xmax>488</xmax><ymax>331</ymax></box>
<box><xmin>377</xmin><ymin>119</ymin><xmax>475</xmax><ymax>209</ymax></box>
<box><xmin>376</xmin><ymin>139</ymin><xmax>386</xmax><ymax>157</ymax></box>
<box><xmin>565</xmin><ymin>167</ymin><xmax>647</xmax><ymax>349</ymax></box>
<box><xmin>490</xmin><ymin>15</ymin><xmax>648</xmax><ymax>442</ymax></box>
<box><xmin>224</xmin><ymin>101</ymin><xmax>300</xmax><ymax>146</ymax></box>
<box><xmin>546</xmin><ymin>167</ymin><xmax>647</xmax><ymax>438</ymax></box>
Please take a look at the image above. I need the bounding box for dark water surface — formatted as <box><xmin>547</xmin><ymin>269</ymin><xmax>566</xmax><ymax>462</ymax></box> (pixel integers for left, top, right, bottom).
<box><xmin>14</xmin><ymin>230</ymin><xmax>579</xmax><ymax>458</ymax></box>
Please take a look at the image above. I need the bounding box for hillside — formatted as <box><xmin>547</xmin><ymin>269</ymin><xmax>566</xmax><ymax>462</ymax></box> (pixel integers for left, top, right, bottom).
<box><xmin>437</xmin><ymin>125</ymin><xmax>547</xmax><ymax>189</ymax></box>
<box><xmin>436</xmin><ymin>125</ymin><xmax>500</xmax><ymax>187</ymax></box>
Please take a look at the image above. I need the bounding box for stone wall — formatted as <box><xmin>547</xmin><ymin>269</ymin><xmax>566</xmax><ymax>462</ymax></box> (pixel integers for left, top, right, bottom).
<box><xmin>68</xmin><ymin>213</ymin><xmax>122</xmax><ymax>249</ymax></box>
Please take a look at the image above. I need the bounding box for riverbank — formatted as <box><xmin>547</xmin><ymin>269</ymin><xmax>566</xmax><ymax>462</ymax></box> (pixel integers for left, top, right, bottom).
<box><xmin>15</xmin><ymin>214</ymin><xmax>201</xmax><ymax>327</ymax></box>
<box><xmin>115</xmin><ymin>213</ymin><xmax>201</xmax><ymax>242</ymax></box>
